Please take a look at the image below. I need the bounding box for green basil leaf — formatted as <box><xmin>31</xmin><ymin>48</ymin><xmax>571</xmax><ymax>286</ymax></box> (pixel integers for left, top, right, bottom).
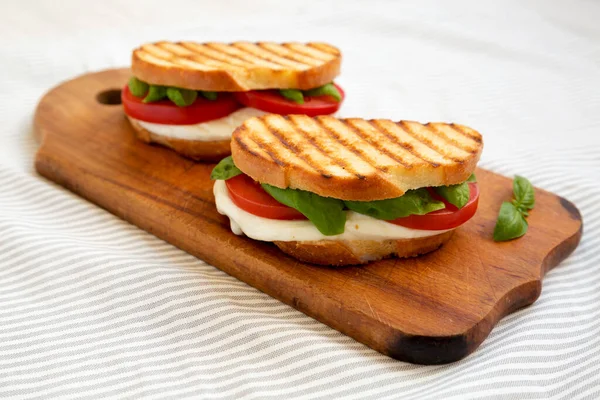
<box><xmin>279</xmin><ymin>89</ymin><xmax>304</xmax><ymax>104</ymax></box>
<box><xmin>493</xmin><ymin>201</ymin><xmax>528</xmax><ymax>241</ymax></box>
<box><xmin>344</xmin><ymin>189</ymin><xmax>445</xmax><ymax>220</ymax></box>
<box><xmin>304</xmin><ymin>83</ymin><xmax>342</xmax><ymax>102</ymax></box>
<box><xmin>128</xmin><ymin>77</ymin><xmax>149</xmax><ymax>97</ymax></box>
<box><xmin>513</xmin><ymin>175</ymin><xmax>535</xmax><ymax>211</ymax></box>
<box><xmin>143</xmin><ymin>85</ymin><xmax>167</xmax><ymax>103</ymax></box>
<box><xmin>466</xmin><ymin>173</ymin><xmax>477</xmax><ymax>183</ymax></box>
<box><xmin>435</xmin><ymin>182</ymin><xmax>470</xmax><ymax>209</ymax></box>
<box><xmin>210</xmin><ymin>156</ymin><xmax>242</xmax><ymax>180</ymax></box>
<box><xmin>261</xmin><ymin>184</ymin><xmax>346</xmax><ymax>236</ymax></box>
<box><xmin>166</xmin><ymin>87</ymin><xmax>198</xmax><ymax>107</ymax></box>
<box><xmin>201</xmin><ymin>91</ymin><xmax>218</xmax><ymax>101</ymax></box>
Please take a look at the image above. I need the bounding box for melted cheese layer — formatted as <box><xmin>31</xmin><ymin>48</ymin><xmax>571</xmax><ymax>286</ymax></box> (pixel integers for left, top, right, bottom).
<box><xmin>213</xmin><ymin>180</ymin><xmax>452</xmax><ymax>242</ymax></box>
<box><xmin>133</xmin><ymin>108</ymin><xmax>267</xmax><ymax>142</ymax></box>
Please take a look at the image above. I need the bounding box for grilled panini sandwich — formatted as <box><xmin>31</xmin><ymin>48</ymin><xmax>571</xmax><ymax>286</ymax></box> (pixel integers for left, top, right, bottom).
<box><xmin>211</xmin><ymin>115</ymin><xmax>483</xmax><ymax>266</ymax></box>
<box><xmin>122</xmin><ymin>41</ymin><xmax>344</xmax><ymax>161</ymax></box>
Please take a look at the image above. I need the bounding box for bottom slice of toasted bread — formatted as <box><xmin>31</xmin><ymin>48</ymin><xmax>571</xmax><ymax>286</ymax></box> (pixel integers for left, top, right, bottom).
<box><xmin>274</xmin><ymin>230</ymin><xmax>454</xmax><ymax>266</ymax></box>
<box><xmin>128</xmin><ymin>117</ymin><xmax>231</xmax><ymax>162</ymax></box>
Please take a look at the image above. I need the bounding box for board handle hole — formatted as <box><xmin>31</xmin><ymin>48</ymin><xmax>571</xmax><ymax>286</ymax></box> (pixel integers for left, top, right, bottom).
<box><xmin>96</xmin><ymin>89</ymin><xmax>122</xmax><ymax>105</ymax></box>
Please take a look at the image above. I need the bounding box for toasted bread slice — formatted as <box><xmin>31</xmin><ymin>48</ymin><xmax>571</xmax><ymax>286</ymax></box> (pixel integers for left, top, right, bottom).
<box><xmin>128</xmin><ymin>117</ymin><xmax>231</xmax><ymax>161</ymax></box>
<box><xmin>231</xmin><ymin>115</ymin><xmax>483</xmax><ymax>201</ymax></box>
<box><xmin>274</xmin><ymin>230</ymin><xmax>454</xmax><ymax>266</ymax></box>
<box><xmin>131</xmin><ymin>41</ymin><xmax>341</xmax><ymax>92</ymax></box>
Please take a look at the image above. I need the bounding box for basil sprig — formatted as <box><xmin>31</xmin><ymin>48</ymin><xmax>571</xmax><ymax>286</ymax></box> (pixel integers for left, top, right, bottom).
<box><xmin>279</xmin><ymin>89</ymin><xmax>304</xmax><ymax>104</ymax></box>
<box><xmin>262</xmin><ymin>184</ymin><xmax>346</xmax><ymax>236</ymax></box>
<box><xmin>493</xmin><ymin>175</ymin><xmax>535</xmax><ymax>241</ymax></box>
<box><xmin>210</xmin><ymin>156</ymin><xmax>242</xmax><ymax>180</ymax></box>
<box><xmin>434</xmin><ymin>173</ymin><xmax>476</xmax><ymax>209</ymax></box>
<box><xmin>435</xmin><ymin>183</ymin><xmax>470</xmax><ymax>209</ymax></box>
<box><xmin>493</xmin><ymin>202</ymin><xmax>528</xmax><ymax>242</ymax></box>
<box><xmin>166</xmin><ymin>87</ymin><xmax>198</xmax><ymax>107</ymax></box>
<box><xmin>143</xmin><ymin>85</ymin><xmax>167</xmax><ymax>103</ymax></box>
<box><xmin>128</xmin><ymin>77</ymin><xmax>149</xmax><ymax>97</ymax></box>
<box><xmin>345</xmin><ymin>189</ymin><xmax>445</xmax><ymax>220</ymax></box>
<box><xmin>513</xmin><ymin>175</ymin><xmax>535</xmax><ymax>215</ymax></box>
<box><xmin>304</xmin><ymin>83</ymin><xmax>342</xmax><ymax>101</ymax></box>
<box><xmin>259</xmin><ymin>186</ymin><xmax>445</xmax><ymax>236</ymax></box>
<box><xmin>128</xmin><ymin>76</ymin><xmax>220</xmax><ymax>107</ymax></box>
<box><xmin>278</xmin><ymin>83</ymin><xmax>342</xmax><ymax>104</ymax></box>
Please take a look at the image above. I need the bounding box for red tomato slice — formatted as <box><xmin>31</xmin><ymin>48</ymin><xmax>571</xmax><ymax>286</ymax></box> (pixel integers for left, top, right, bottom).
<box><xmin>390</xmin><ymin>183</ymin><xmax>480</xmax><ymax>230</ymax></box>
<box><xmin>225</xmin><ymin>175</ymin><xmax>306</xmax><ymax>220</ymax></box>
<box><xmin>122</xmin><ymin>85</ymin><xmax>241</xmax><ymax>125</ymax></box>
<box><xmin>233</xmin><ymin>84</ymin><xmax>345</xmax><ymax>116</ymax></box>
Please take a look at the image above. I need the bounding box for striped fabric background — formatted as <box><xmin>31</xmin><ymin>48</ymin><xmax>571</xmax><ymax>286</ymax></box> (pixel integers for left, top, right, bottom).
<box><xmin>1</xmin><ymin>1</ymin><xmax>599</xmax><ymax>398</ymax></box>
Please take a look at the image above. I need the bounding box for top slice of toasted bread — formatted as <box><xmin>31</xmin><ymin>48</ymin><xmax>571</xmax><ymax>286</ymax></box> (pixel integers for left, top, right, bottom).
<box><xmin>131</xmin><ymin>41</ymin><xmax>341</xmax><ymax>92</ymax></box>
<box><xmin>231</xmin><ymin>115</ymin><xmax>483</xmax><ymax>201</ymax></box>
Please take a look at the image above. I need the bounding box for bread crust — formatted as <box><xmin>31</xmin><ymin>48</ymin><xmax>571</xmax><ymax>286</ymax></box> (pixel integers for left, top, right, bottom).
<box><xmin>131</xmin><ymin>42</ymin><xmax>341</xmax><ymax>92</ymax></box>
<box><xmin>231</xmin><ymin>115</ymin><xmax>483</xmax><ymax>201</ymax></box>
<box><xmin>128</xmin><ymin>117</ymin><xmax>231</xmax><ymax>162</ymax></box>
<box><xmin>274</xmin><ymin>230</ymin><xmax>454</xmax><ymax>266</ymax></box>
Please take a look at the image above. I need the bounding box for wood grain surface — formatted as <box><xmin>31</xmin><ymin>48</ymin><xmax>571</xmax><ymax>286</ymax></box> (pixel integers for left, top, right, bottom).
<box><xmin>34</xmin><ymin>69</ymin><xmax>583</xmax><ymax>364</ymax></box>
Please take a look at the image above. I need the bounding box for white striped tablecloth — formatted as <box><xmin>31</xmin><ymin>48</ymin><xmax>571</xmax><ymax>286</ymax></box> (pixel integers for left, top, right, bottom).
<box><xmin>1</xmin><ymin>0</ymin><xmax>599</xmax><ymax>398</ymax></box>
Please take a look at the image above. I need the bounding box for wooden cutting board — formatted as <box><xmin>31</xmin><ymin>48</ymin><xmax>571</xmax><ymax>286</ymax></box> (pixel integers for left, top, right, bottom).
<box><xmin>34</xmin><ymin>69</ymin><xmax>582</xmax><ymax>365</ymax></box>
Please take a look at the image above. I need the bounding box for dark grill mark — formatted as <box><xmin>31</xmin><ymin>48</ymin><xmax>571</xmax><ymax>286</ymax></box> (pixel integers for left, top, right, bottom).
<box><xmin>229</xmin><ymin>43</ymin><xmax>292</xmax><ymax>68</ymax></box>
<box><xmin>202</xmin><ymin>43</ymin><xmax>283</xmax><ymax>68</ymax></box>
<box><xmin>425</xmin><ymin>123</ymin><xmax>474</xmax><ymax>154</ymax></box>
<box><xmin>305</xmin><ymin>43</ymin><xmax>339</xmax><ymax>56</ymax></box>
<box><xmin>282</xmin><ymin>117</ymin><xmax>364</xmax><ymax>178</ymax></box>
<box><xmin>343</xmin><ymin>121</ymin><xmax>412</xmax><ymax>168</ymax></box>
<box><xmin>370</xmin><ymin>120</ymin><xmax>440</xmax><ymax>167</ymax></box>
<box><xmin>340</xmin><ymin>120</ymin><xmax>411</xmax><ymax>171</ymax></box>
<box><xmin>169</xmin><ymin>54</ymin><xmax>221</xmax><ymax>69</ymax></box>
<box><xmin>256</xmin><ymin>43</ymin><xmax>316</xmax><ymax>67</ymax></box>
<box><xmin>153</xmin><ymin>43</ymin><xmax>177</xmax><ymax>60</ymax></box>
<box><xmin>145</xmin><ymin>46</ymin><xmax>177</xmax><ymax>63</ymax></box>
<box><xmin>399</xmin><ymin>121</ymin><xmax>464</xmax><ymax>163</ymax></box>
<box><xmin>450</xmin><ymin>123</ymin><xmax>483</xmax><ymax>143</ymax></box>
<box><xmin>317</xmin><ymin>118</ymin><xmax>388</xmax><ymax>173</ymax></box>
<box><xmin>281</xmin><ymin>44</ymin><xmax>331</xmax><ymax>62</ymax></box>
<box><xmin>260</xmin><ymin>118</ymin><xmax>332</xmax><ymax>175</ymax></box>
<box><xmin>178</xmin><ymin>42</ymin><xmax>250</xmax><ymax>67</ymax></box>
<box><xmin>154</xmin><ymin>43</ymin><xmax>210</xmax><ymax>66</ymax></box>
<box><xmin>234</xmin><ymin>136</ymin><xmax>259</xmax><ymax>157</ymax></box>
<box><xmin>308</xmin><ymin>118</ymin><xmax>366</xmax><ymax>179</ymax></box>
<box><xmin>249</xmin><ymin>134</ymin><xmax>287</xmax><ymax>167</ymax></box>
